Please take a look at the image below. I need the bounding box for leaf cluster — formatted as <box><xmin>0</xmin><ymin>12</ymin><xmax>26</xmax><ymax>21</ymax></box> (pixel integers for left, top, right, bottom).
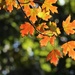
<box><xmin>0</xmin><ymin>0</ymin><xmax>75</xmax><ymax>66</ymax></box>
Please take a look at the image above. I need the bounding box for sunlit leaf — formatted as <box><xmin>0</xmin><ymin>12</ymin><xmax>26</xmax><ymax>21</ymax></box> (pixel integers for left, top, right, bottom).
<box><xmin>37</xmin><ymin>7</ymin><xmax>52</xmax><ymax>21</ymax></box>
<box><xmin>61</xmin><ymin>41</ymin><xmax>75</xmax><ymax>60</ymax></box>
<box><xmin>5</xmin><ymin>0</ymin><xmax>18</xmax><ymax>12</ymax></box>
<box><xmin>20</xmin><ymin>22</ymin><xmax>34</xmax><ymax>37</ymax></box>
<box><xmin>46</xmin><ymin>49</ymin><xmax>62</xmax><ymax>66</ymax></box>
<box><xmin>37</xmin><ymin>23</ymin><xmax>49</xmax><ymax>32</ymax></box>
<box><xmin>29</xmin><ymin>7</ymin><xmax>38</xmax><ymax>23</ymax></box>
<box><xmin>62</xmin><ymin>15</ymin><xmax>75</xmax><ymax>35</ymax></box>
<box><xmin>22</xmin><ymin>0</ymin><xmax>38</xmax><ymax>23</ymax></box>
<box><xmin>49</xmin><ymin>22</ymin><xmax>61</xmax><ymax>36</ymax></box>
<box><xmin>42</xmin><ymin>0</ymin><xmax>58</xmax><ymax>13</ymax></box>
<box><xmin>37</xmin><ymin>34</ymin><xmax>56</xmax><ymax>46</ymax></box>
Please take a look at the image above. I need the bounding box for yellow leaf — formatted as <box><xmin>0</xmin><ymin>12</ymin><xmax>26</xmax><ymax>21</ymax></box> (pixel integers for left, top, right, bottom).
<box><xmin>62</xmin><ymin>15</ymin><xmax>75</xmax><ymax>35</ymax></box>
<box><xmin>37</xmin><ymin>8</ymin><xmax>52</xmax><ymax>21</ymax></box>
<box><xmin>42</xmin><ymin>0</ymin><xmax>58</xmax><ymax>13</ymax></box>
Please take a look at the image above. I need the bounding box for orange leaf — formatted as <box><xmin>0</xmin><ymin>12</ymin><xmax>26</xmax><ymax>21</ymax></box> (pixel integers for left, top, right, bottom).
<box><xmin>24</xmin><ymin>6</ymin><xmax>39</xmax><ymax>23</ymax></box>
<box><xmin>23</xmin><ymin>5</ymin><xmax>31</xmax><ymax>17</ymax></box>
<box><xmin>29</xmin><ymin>8</ymin><xmax>38</xmax><ymax>23</ymax></box>
<box><xmin>61</xmin><ymin>41</ymin><xmax>75</xmax><ymax>60</ymax></box>
<box><xmin>37</xmin><ymin>23</ymin><xmax>48</xmax><ymax>32</ymax></box>
<box><xmin>5</xmin><ymin>0</ymin><xmax>18</xmax><ymax>12</ymax></box>
<box><xmin>20</xmin><ymin>22</ymin><xmax>34</xmax><ymax>37</ymax></box>
<box><xmin>46</xmin><ymin>49</ymin><xmax>62</xmax><ymax>66</ymax></box>
<box><xmin>62</xmin><ymin>15</ymin><xmax>75</xmax><ymax>35</ymax></box>
<box><xmin>42</xmin><ymin>0</ymin><xmax>58</xmax><ymax>13</ymax></box>
<box><xmin>37</xmin><ymin>34</ymin><xmax>56</xmax><ymax>46</ymax></box>
<box><xmin>38</xmin><ymin>35</ymin><xmax>50</xmax><ymax>46</ymax></box>
<box><xmin>22</xmin><ymin>1</ymin><xmax>38</xmax><ymax>23</ymax></box>
<box><xmin>37</xmin><ymin>22</ymin><xmax>60</xmax><ymax>37</ymax></box>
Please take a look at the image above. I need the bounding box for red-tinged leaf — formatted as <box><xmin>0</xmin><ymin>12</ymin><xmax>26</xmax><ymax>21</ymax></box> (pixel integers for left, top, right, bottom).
<box><xmin>37</xmin><ymin>34</ymin><xmax>56</xmax><ymax>46</ymax></box>
<box><xmin>62</xmin><ymin>15</ymin><xmax>75</xmax><ymax>35</ymax></box>
<box><xmin>61</xmin><ymin>41</ymin><xmax>75</xmax><ymax>60</ymax></box>
<box><xmin>46</xmin><ymin>49</ymin><xmax>62</xmax><ymax>66</ymax></box>
<box><xmin>20</xmin><ymin>22</ymin><xmax>34</xmax><ymax>37</ymax></box>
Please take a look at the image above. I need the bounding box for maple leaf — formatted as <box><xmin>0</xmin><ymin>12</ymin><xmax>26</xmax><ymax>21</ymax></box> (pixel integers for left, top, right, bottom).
<box><xmin>23</xmin><ymin>4</ymin><xmax>31</xmax><ymax>17</ymax></box>
<box><xmin>21</xmin><ymin>0</ymin><xmax>38</xmax><ymax>23</ymax></box>
<box><xmin>49</xmin><ymin>22</ymin><xmax>61</xmax><ymax>36</ymax></box>
<box><xmin>46</xmin><ymin>49</ymin><xmax>62</xmax><ymax>66</ymax></box>
<box><xmin>37</xmin><ymin>23</ymin><xmax>57</xmax><ymax>46</ymax></box>
<box><xmin>37</xmin><ymin>7</ymin><xmax>52</xmax><ymax>21</ymax></box>
<box><xmin>7</xmin><ymin>5</ymin><xmax>13</xmax><ymax>12</ymax></box>
<box><xmin>37</xmin><ymin>23</ymin><xmax>54</xmax><ymax>36</ymax></box>
<box><xmin>37</xmin><ymin>23</ymin><xmax>49</xmax><ymax>32</ymax></box>
<box><xmin>20</xmin><ymin>22</ymin><xmax>34</xmax><ymax>37</ymax></box>
<box><xmin>37</xmin><ymin>34</ymin><xmax>56</xmax><ymax>46</ymax></box>
<box><xmin>22</xmin><ymin>0</ymin><xmax>35</xmax><ymax>17</ymax></box>
<box><xmin>5</xmin><ymin>0</ymin><xmax>13</xmax><ymax>12</ymax></box>
<box><xmin>42</xmin><ymin>0</ymin><xmax>58</xmax><ymax>13</ymax></box>
<box><xmin>24</xmin><ymin>5</ymin><xmax>39</xmax><ymax>23</ymax></box>
<box><xmin>37</xmin><ymin>22</ymin><xmax>61</xmax><ymax>37</ymax></box>
<box><xmin>61</xmin><ymin>41</ymin><xmax>75</xmax><ymax>60</ymax></box>
<box><xmin>29</xmin><ymin>8</ymin><xmax>38</xmax><ymax>23</ymax></box>
<box><xmin>5</xmin><ymin>0</ymin><xmax>18</xmax><ymax>12</ymax></box>
<box><xmin>62</xmin><ymin>15</ymin><xmax>75</xmax><ymax>35</ymax></box>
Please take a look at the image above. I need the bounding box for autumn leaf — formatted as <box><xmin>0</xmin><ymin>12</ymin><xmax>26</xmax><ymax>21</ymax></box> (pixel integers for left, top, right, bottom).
<box><xmin>20</xmin><ymin>22</ymin><xmax>34</xmax><ymax>37</ymax></box>
<box><xmin>19</xmin><ymin>0</ymin><xmax>35</xmax><ymax>6</ymax></box>
<box><xmin>22</xmin><ymin>0</ymin><xmax>38</xmax><ymax>23</ymax></box>
<box><xmin>24</xmin><ymin>6</ymin><xmax>40</xmax><ymax>23</ymax></box>
<box><xmin>49</xmin><ymin>22</ymin><xmax>61</xmax><ymax>36</ymax></box>
<box><xmin>62</xmin><ymin>15</ymin><xmax>75</xmax><ymax>35</ymax></box>
<box><xmin>37</xmin><ymin>22</ymin><xmax>61</xmax><ymax>37</ymax></box>
<box><xmin>37</xmin><ymin>34</ymin><xmax>56</xmax><ymax>46</ymax></box>
<box><xmin>5</xmin><ymin>0</ymin><xmax>18</xmax><ymax>12</ymax></box>
<box><xmin>29</xmin><ymin>8</ymin><xmax>38</xmax><ymax>23</ymax></box>
<box><xmin>42</xmin><ymin>0</ymin><xmax>58</xmax><ymax>13</ymax></box>
<box><xmin>37</xmin><ymin>7</ymin><xmax>52</xmax><ymax>21</ymax></box>
<box><xmin>46</xmin><ymin>49</ymin><xmax>62</xmax><ymax>66</ymax></box>
<box><xmin>37</xmin><ymin>23</ymin><xmax>49</xmax><ymax>32</ymax></box>
<box><xmin>61</xmin><ymin>41</ymin><xmax>75</xmax><ymax>60</ymax></box>
<box><xmin>37</xmin><ymin>23</ymin><xmax>54</xmax><ymax>36</ymax></box>
<box><xmin>23</xmin><ymin>5</ymin><xmax>31</xmax><ymax>17</ymax></box>
<box><xmin>5</xmin><ymin>0</ymin><xmax>13</xmax><ymax>12</ymax></box>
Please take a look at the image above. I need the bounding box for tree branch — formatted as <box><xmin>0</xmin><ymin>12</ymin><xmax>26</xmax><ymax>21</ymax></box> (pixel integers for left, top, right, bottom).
<box><xmin>16</xmin><ymin>0</ymin><xmax>51</xmax><ymax>37</ymax></box>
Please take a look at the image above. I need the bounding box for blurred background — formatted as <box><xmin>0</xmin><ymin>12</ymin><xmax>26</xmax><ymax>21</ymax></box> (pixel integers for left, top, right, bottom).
<box><xmin>0</xmin><ymin>0</ymin><xmax>75</xmax><ymax>75</ymax></box>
